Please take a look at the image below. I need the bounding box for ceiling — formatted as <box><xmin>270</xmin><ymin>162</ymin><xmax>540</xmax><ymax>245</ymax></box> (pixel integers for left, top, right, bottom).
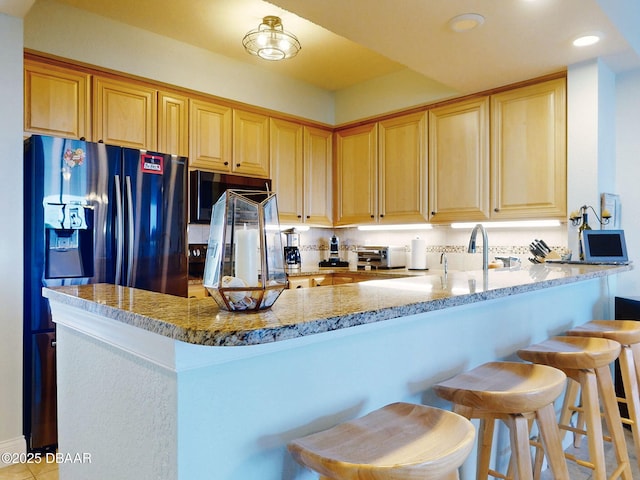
<box><xmin>27</xmin><ymin>0</ymin><xmax>640</xmax><ymax>95</ymax></box>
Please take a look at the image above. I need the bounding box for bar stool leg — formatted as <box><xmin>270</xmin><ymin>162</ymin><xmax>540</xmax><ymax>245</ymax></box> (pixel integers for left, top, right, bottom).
<box><xmin>595</xmin><ymin>364</ymin><xmax>633</xmax><ymax>480</ymax></box>
<box><xmin>536</xmin><ymin>403</ymin><xmax>571</xmax><ymax>479</ymax></box>
<box><xmin>631</xmin><ymin>342</ymin><xmax>640</xmax><ymax>387</ymax></box>
<box><xmin>574</xmin><ymin>369</ymin><xmax>607</xmax><ymax>480</ymax></box>
<box><xmin>619</xmin><ymin>344</ymin><xmax>640</xmax><ymax>464</ymax></box>
<box><xmin>507</xmin><ymin>414</ymin><xmax>534</xmax><ymax>480</ymax></box>
<box><xmin>558</xmin><ymin>379</ymin><xmax>582</xmax><ymax>447</ymax></box>
<box><xmin>453</xmin><ymin>405</ymin><xmax>490</xmax><ymax>480</ymax></box>
<box><xmin>477</xmin><ymin>417</ymin><xmax>496</xmax><ymax>478</ymax></box>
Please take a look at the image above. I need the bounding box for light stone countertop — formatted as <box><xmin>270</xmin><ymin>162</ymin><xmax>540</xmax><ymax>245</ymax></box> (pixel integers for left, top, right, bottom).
<box><xmin>43</xmin><ymin>263</ymin><xmax>631</xmax><ymax>347</ymax></box>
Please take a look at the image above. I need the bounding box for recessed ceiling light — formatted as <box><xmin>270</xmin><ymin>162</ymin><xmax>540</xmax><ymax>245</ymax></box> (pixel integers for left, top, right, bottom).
<box><xmin>448</xmin><ymin>13</ymin><xmax>485</xmax><ymax>33</ymax></box>
<box><xmin>573</xmin><ymin>32</ymin><xmax>602</xmax><ymax>47</ymax></box>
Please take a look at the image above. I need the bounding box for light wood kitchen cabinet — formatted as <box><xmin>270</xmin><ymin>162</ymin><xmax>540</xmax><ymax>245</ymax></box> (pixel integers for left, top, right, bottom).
<box><xmin>93</xmin><ymin>76</ymin><xmax>157</xmax><ymax>150</ymax></box>
<box><xmin>24</xmin><ymin>60</ymin><xmax>91</xmax><ymax>139</ymax></box>
<box><xmin>288</xmin><ymin>277</ymin><xmax>311</xmax><ymax>289</ymax></box>
<box><xmin>335</xmin><ymin>112</ymin><xmax>427</xmax><ymax>226</ymax></box>
<box><xmin>310</xmin><ymin>275</ymin><xmax>332</xmax><ymax>287</ymax></box>
<box><xmin>378</xmin><ymin>112</ymin><xmax>428</xmax><ymax>223</ymax></box>
<box><xmin>233</xmin><ymin>109</ymin><xmax>270</xmax><ymax>178</ymax></box>
<box><xmin>490</xmin><ymin>78</ymin><xmax>566</xmax><ymax>219</ymax></box>
<box><xmin>335</xmin><ymin>123</ymin><xmax>378</xmax><ymax>225</ymax></box>
<box><xmin>303</xmin><ymin>126</ymin><xmax>333</xmax><ymax>226</ymax></box>
<box><xmin>158</xmin><ymin>91</ymin><xmax>188</xmax><ymax>157</ymax></box>
<box><xmin>271</xmin><ymin>119</ymin><xmax>333</xmax><ymax>226</ymax></box>
<box><xmin>188</xmin><ymin>98</ymin><xmax>232</xmax><ymax>171</ymax></box>
<box><xmin>270</xmin><ymin>118</ymin><xmax>304</xmax><ymax>222</ymax></box>
<box><xmin>428</xmin><ymin>97</ymin><xmax>490</xmax><ymax>223</ymax></box>
<box><xmin>331</xmin><ymin>274</ymin><xmax>356</xmax><ymax>285</ymax></box>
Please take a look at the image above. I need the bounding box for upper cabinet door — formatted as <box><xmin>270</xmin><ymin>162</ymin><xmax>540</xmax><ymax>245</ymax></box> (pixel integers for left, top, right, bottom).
<box><xmin>270</xmin><ymin>118</ymin><xmax>304</xmax><ymax>223</ymax></box>
<box><xmin>335</xmin><ymin>123</ymin><xmax>378</xmax><ymax>226</ymax></box>
<box><xmin>24</xmin><ymin>60</ymin><xmax>91</xmax><ymax>140</ymax></box>
<box><xmin>93</xmin><ymin>76</ymin><xmax>157</xmax><ymax>150</ymax></box>
<box><xmin>233</xmin><ymin>109</ymin><xmax>270</xmax><ymax>178</ymax></box>
<box><xmin>428</xmin><ymin>97</ymin><xmax>490</xmax><ymax>223</ymax></box>
<box><xmin>158</xmin><ymin>91</ymin><xmax>188</xmax><ymax>157</ymax></box>
<box><xmin>491</xmin><ymin>78</ymin><xmax>567</xmax><ymax>219</ymax></box>
<box><xmin>378</xmin><ymin>112</ymin><xmax>428</xmax><ymax>224</ymax></box>
<box><xmin>188</xmin><ymin>98</ymin><xmax>232</xmax><ymax>171</ymax></box>
<box><xmin>303</xmin><ymin>126</ymin><xmax>333</xmax><ymax>226</ymax></box>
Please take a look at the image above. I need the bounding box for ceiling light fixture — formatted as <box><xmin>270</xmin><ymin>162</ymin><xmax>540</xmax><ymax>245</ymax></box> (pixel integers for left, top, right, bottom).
<box><xmin>448</xmin><ymin>13</ymin><xmax>485</xmax><ymax>33</ymax></box>
<box><xmin>573</xmin><ymin>32</ymin><xmax>602</xmax><ymax>47</ymax></box>
<box><xmin>242</xmin><ymin>15</ymin><xmax>301</xmax><ymax>61</ymax></box>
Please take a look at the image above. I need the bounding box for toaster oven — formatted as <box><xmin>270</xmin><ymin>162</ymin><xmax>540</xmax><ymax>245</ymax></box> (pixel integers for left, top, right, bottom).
<box><xmin>355</xmin><ymin>246</ymin><xmax>406</xmax><ymax>269</ymax></box>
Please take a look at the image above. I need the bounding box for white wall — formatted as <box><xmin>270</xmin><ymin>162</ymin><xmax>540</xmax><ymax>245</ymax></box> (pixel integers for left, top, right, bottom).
<box><xmin>24</xmin><ymin>0</ymin><xmax>462</xmax><ymax>126</ymax></box>
<box><xmin>614</xmin><ymin>68</ymin><xmax>640</xmax><ymax>297</ymax></box>
<box><xmin>0</xmin><ymin>12</ymin><xmax>26</xmax><ymax>459</ymax></box>
<box><xmin>24</xmin><ymin>0</ymin><xmax>335</xmax><ymax>125</ymax></box>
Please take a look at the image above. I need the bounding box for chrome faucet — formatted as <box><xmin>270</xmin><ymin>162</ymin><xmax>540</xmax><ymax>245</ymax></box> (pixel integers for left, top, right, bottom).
<box><xmin>468</xmin><ymin>223</ymin><xmax>489</xmax><ymax>271</ymax></box>
<box><xmin>440</xmin><ymin>252</ymin><xmax>448</xmax><ymax>275</ymax></box>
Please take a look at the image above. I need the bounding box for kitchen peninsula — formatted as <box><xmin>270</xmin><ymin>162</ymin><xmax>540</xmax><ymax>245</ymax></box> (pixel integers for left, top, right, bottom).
<box><xmin>45</xmin><ymin>264</ymin><xmax>629</xmax><ymax>480</ymax></box>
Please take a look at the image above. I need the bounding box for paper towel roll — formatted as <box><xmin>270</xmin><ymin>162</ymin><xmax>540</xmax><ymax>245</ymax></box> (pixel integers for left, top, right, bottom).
<box><xmin>410</xmin><ymin>237</ymin><xmax>427</xmax><ymax>270</ymax></box>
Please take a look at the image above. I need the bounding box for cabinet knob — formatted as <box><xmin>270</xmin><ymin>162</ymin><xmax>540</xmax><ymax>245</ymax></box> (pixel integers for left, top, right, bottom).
<box><xmin>236</xmin><ymin>163</ymin><xmax>241</xmax><ymax>167</ymax></box>
<box><xmin>224</xmin><ymin>161</ymin><xmax>229</xmax><ymax>166</ymax></box>
<box><xmin>297</xmin><ymin>215</ymin><xmax>302</xmax><ymax>219</ymax></box>
<box><xmin>296</xmin><ymin>285</ymin><xmax>303</xmax><ymax>289</ymax></box>
<box><xmin>431</xmin><ymin>211</ymin><xmax>436</xmax><ymax>215</ymax></box>
<box><xmin>306</xmin><ymin>215</ymin><xmax>310</xmax><ymax>219</ymax></box>
<box><xmin>370</xmin><ymin>215</ymin><xmax>375</xmax><ymax>218</ymax></box>
<box><xmin>380</xmin><ymin>214</ymin><xmax>384</xmax><ymax>218</ymax></box>
<box><xmin>494</xmin><ymin>208</ymin><xmax>500</xmax><ymax>212</ymax></box>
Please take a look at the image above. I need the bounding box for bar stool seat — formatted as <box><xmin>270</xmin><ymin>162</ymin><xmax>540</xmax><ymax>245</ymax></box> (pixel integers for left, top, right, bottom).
<box><xmin>287</xmin><ymin>402</ymin><xmax>475</xmax><ymax>480</ymax></box>
<box><xmin>518</xmin><ymin>335</ymin><xmax>633</xmax><ymax>480</ymax></box>
<box><xmin>566</xmin><ymin>320</ymin><xmax>640</xmax><ymax>467</ymax></box>
<box><xmin>433</xmin><ymin>361</ymin><xmax>570</xmax><ymax>480</ymax></box>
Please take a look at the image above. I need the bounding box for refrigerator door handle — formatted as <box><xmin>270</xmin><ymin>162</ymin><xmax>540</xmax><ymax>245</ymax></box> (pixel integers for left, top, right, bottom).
<box><xmin>125</xmin><ymin>176</ymin><xmax>135</xmax><ymax>287</ymax></box>
<box><xmin>114</xmin><ymin>175</ymin><xmax>124</xmax><ymax>285</ymax></box>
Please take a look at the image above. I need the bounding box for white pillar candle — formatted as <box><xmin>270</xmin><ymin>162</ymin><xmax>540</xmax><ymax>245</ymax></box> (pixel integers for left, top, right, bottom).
<box><xmin>235</xmin><ymin>227</ymin><xmax>259</xmax><ymax>286</ymax></box>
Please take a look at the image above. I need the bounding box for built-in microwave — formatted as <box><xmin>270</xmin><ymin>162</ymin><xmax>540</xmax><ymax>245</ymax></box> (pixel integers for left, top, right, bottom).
<box><xmin>189</xmin><ymin>170</ymin><xmax>272</xmax><ymax>224</ymax></box>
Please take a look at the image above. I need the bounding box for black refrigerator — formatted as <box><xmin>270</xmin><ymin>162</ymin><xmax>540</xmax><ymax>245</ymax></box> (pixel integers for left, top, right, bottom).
<box><xmin>23</xmin><ymin>134</ymin><xmax>188</xmax><ymax>450</ymax></box>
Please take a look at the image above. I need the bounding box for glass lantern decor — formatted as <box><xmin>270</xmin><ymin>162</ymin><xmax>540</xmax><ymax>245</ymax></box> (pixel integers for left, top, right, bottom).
<box><xmin>203</xmin><ymin>189</ymin><xmax>288</xmax><ymax>311</ymax></box>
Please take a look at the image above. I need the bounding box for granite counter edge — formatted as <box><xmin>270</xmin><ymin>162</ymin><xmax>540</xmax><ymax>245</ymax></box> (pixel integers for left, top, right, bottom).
<box><xmin>42</xmin><ymin>265</ymin><xmax>629</xmax><ymax>347</ymax></box>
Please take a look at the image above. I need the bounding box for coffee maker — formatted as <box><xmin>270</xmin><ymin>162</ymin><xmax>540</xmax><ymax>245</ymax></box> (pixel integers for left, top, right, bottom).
<box><xmin>283</xmin><ymin>229</ymin><xmax>301</xmax><ymax>269</ymax></box>
<box><xmin>319</xmin><ymin>234</ymin><xmax>349</xmax><ymax>267</ymax></box>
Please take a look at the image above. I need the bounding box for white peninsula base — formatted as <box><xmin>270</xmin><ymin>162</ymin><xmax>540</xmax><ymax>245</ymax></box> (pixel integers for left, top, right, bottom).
<box><xmin>49</xmin><ymin>276</ymin><xmax>611</xmax><ymax>480</ymax></box>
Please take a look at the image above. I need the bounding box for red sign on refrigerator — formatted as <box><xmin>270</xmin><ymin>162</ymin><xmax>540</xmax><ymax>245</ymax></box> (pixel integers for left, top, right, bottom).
<box><xmin>141</xmin><ymin>154</ymin><xmax>164</xmax><ymax>175</ymax></box>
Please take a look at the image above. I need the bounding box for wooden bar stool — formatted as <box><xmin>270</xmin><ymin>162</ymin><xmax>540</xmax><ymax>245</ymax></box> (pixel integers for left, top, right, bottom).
<box><xmin>433</xmin><ymin>361</ymin><xmax>570</xmax><ymax>480</ymax></box>
<box><xmin>566</xmin><ymin>320</ymin><xmax>640</xmax><ymax>467</ymax></box>
<box><xmin>517</xmin><ymin>335</ymin><xmax>632</xmax><ymax>480</ymax></box>
<box><xmin>287</xmin><ymin>402</ymin><xmax>475</xmax><ymax>480</ymax></box>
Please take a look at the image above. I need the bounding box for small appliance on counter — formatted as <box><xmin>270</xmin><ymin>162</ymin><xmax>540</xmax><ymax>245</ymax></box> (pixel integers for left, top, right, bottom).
<box><xmin>356</xmin><ymin>246</ymin><xmax>406</xmax><ymax>269</ymax></box>
<box><xmin>319</xmin><ymin>234</ymin><xmax>349</xmax><ymax>267</ymax></box>
<box><xmin>188</xmin><ymin>244</ymin><xmax>208</xmax><ymax>279</ymax></box>
<box><xmin>283</xmin><ymin>228</ymin><xmax>302</xmax><ymax>269</ymax></box>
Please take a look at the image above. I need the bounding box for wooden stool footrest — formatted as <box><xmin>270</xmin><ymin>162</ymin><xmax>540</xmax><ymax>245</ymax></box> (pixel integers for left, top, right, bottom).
<box><xmin>487</xmin><ymin>468</ymin><xmax>510</xmax><ymax>479</ymax></box>
<box><xmin>564</xmin><ymin>452</ymin><xmax>595</xmax><ymax>470</ymax></box>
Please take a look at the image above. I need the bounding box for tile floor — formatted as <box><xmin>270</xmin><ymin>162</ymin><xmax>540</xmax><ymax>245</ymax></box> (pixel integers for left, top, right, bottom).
<box><xmin>0</xmin><ymin>460</ymin><xmax>58</xmax><ymax>480</ymax></box>
<box><xmin>540</xmin><ymin>426</ymin><xmax>639</xmax><ymax>479</ymax></box>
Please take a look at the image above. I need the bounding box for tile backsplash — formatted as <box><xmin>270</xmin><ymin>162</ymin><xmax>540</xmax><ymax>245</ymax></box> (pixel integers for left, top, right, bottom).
<box><xmin>189</xmin><ymin>223</ymin><xmax>571</xmax><ymax>271</ymax></box>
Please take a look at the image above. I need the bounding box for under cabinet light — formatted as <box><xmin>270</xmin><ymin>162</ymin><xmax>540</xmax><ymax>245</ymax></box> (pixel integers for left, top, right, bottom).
<box><xmin>357</xmin><ymin>224</ymin><xmax>433</xmax><ymax>231</ymax></box>
<box><xmin>450</xmin><ymin>220</ymin><xmax>561</xmax><ymax>229</ymax></box>
<box><xmin>279</xmin><ymin>225</ymin><xmax>310</xmax><ymax>232</ymax></box>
